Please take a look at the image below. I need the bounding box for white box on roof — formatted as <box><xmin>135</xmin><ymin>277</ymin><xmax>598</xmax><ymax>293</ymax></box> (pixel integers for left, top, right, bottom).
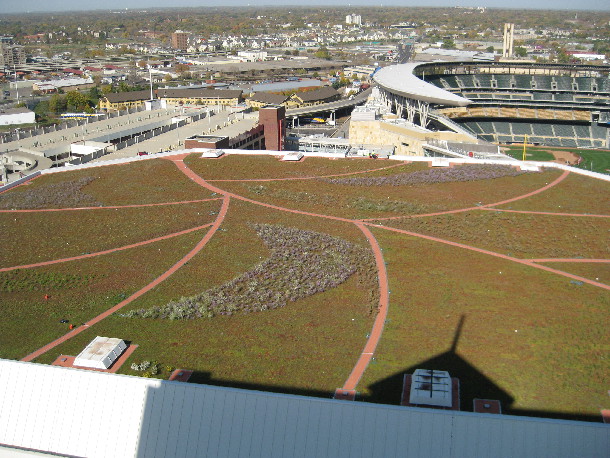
<box><xmin>74</xmin><ymin>336</ymin><xmax>127</xmax><ymax>370</ymax></box>
<box><xmin>283</xmin><ymin>152</ymin><xmax>303</xmax><ymax>161</ymax></box>
<box><xmin>201</xmin><ymin>149</ymin><xmax>224</xmax><ymax>158</ymax></box>
<box><xmin>409</xmin><ymin>368</ymin><xmax>453</xmax><ymax>407</ymax></box>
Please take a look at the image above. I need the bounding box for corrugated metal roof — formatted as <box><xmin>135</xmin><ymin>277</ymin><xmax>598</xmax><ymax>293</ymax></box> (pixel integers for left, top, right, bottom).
<box><xmin>374</xmin><ymin>63</ymin><xmax>471</xmax><ymax>107</ymax></box>
<box><xmin>292</xmin><ymin>86</ymin><xmax>340</xmax><ymax>103</ymax></box>
<box><xmin>0</xmin><ymin>359</ymin><xmax>608</xmax><ymax>458</ymax></box>
<box><xmin>103</xmin><ymin>90</ymin><xmax>152</xmax><ymax>103</ymax></box>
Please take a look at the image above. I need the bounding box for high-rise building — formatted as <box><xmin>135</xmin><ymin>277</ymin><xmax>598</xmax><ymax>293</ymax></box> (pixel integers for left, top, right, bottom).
<box><xmin>346</xmin><ymin>14</ymin><xmax>362</xmax><ymax>26</ymax></box>
<box><xmin>171</xmin><ymin>30</ymin><xmax>189</xmax><ymax>51</ymax></box>
<box><xmin>502</xmin><ymin>23</ymin><xmax>514</xmax><ymax>58</ymax></box>
<box><xmin>0</xmin><ymin>45</ymin><xmax>26</xmax><ymax>69</ymax></box>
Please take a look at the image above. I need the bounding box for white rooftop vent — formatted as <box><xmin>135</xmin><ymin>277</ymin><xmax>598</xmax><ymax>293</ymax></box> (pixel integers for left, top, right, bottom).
<box><xmin>409</xmin><ymin>369</ymin><xmax>453</xmax><ymax>407</ymax></box>
<box><xmin>74</xmin><ymin>336</ymin><xmax>127</xmax><ymax>370</ymax></box>
<box><xmin>283</xmin><ymin>152</ymin><xmax>303</xmax><ymax>161</ymax></box>
<box><xmin>201</xmin><ymin>149</ymin><xmax>224</xmax><ymax>158</ymax></box>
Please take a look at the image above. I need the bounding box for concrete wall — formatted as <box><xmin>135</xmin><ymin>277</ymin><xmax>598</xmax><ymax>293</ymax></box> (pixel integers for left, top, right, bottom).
<box><xmin>349</xmin><ymin>120</ymin><xmax>478</xmax><ymax>156</ymax></box>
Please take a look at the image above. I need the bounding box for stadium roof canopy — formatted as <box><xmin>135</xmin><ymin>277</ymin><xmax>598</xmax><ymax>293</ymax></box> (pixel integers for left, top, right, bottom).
<box><xmin>0</xmin><ymin>359</ymin><xmax>608</xmax><ymax>457</ymax></box>
<box><xmin>374</xmin><ymin>63</ymin><xmax>471</xmax><ymax>107</ymax></box>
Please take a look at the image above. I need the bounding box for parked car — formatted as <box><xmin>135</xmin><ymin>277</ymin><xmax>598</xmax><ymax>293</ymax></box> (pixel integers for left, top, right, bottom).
<box><xmin>137</xmin><ymin>151</ymin><xmax>149</xmax><ymax>156</ymax></box>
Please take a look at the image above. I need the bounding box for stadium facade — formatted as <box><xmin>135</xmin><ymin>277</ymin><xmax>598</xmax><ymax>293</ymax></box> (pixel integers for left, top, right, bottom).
<box><xmin>368</xmin><ymin>61</ymin><xmax>610</xmax><ymax>153</ymax></box>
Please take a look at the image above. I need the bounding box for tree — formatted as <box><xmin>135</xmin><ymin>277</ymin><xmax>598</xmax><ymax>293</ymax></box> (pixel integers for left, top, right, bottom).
<box><xmin>88</xmin><ymin>87</ymin><xmax>103</xmax><ymax>105</ymax></box>
<box><xmin>34</xmin><ymin>100</ymin><xmax>50</xmax><ymax>122</ymax></box>
<box><xmin>486</xmin><ymin>46</ymin><xmax>495</xmax><ymax>53</ymax></box>
<box><xmin>66</xmin><ymin>91</ymin><xmax>90</xmax><ymax>112</ymax></box>
<box><xmin>441</xmin><ymin>38</ymin><xmax>456</xmax><ymax>50</ymax></box>
<box><xmin>315</xmin><ymin>46</ymin><xmax>331</xmax><ymax>60</ymax></box>
<box><xmin>515</xmin><ymin>46</ymin><xmax>527</xmax><ymax>58</ymax></box>
<box><xmin>117</xmin><ymin>81</ymin><xmax>130</xmax><ymax>92</ymax></box>
<box><xmin>48</xmin><ymin>94</ymin><xmax>67</xmax><ymax>114</ymax></box>
<box><xmin>175</xmin><ymin>63</ymin><xmax>190</xmax><ymax>74</ymax></box>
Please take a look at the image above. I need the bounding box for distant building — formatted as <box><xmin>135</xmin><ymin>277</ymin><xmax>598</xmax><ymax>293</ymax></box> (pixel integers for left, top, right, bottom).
<box><xmin>0</xmin><ymin>107</ymin><xmax>35</xmax><ymax>125</ymax></box>
<box><xmin>237</xmin><ymin>51</ymin><xmax>267</xmax><ymax>62</ymax></box>
<box><xmin>98</xmin><ymin>90</ymin><xmax>151</xmax><ymax>111</ymax></box>
<box><xmin>171</xmin><ymin>30</ymin><xmax>189</xmax><ymax>51</ymax></box>
<box><xmin>32</xmin><ymin>77</ymin><xmax>95</xmax><ymax>94</ymax></box>
<box><xmin>157</xmin><ymin>88</ymin><xmax>243</xmax><ymax>107</ymax></box>
<box><xmin>247</xmin><ymin>92</ymin><xmax>289</xmax><ymax>109</ymax></box>
<box><xmin>503</xmin><ymin>23</ymin><xmax>515</xmax><ymax>58</ymax></box>
<box><xmin>286</xmin><ymin>86</ymin><xmax>341</xmax><ymax>108</ymax></box>
<box><xmin>0</xmin><ymin>45</ymin><xmax>26</xmax><ymax>69</ymax></box>
<box><xmin>343</xmin><ymin>65</ymin><xmax>377</xmax><ymax>80</ymax></box>
<box><xmin>346</xmin><ymin>14</ymin><xmax>362</xmax><ymax>26</ymax></box>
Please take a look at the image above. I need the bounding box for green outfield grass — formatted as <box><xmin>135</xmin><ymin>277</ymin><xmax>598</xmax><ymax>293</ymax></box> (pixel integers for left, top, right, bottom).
<box><xmin>572</xmin><ymin>149</ymin><xmax>610</xmax><ymax>175</ymax></box>
<box><xmin>505</xmin><ymin>146</ymin><xmax>555</xmax><ymax>162</ymax></box>
<box><xmin>504</xmin><ymin>145</ymin><xmax>610</xmax><ymax>175</ymax></box>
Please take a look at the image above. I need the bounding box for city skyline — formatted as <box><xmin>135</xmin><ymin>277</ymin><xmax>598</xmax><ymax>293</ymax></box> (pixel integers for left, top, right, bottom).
<box><xmin>1</xmin><ymin>0</ymin><xmax>609</xmax><ymax>14</ymax></box>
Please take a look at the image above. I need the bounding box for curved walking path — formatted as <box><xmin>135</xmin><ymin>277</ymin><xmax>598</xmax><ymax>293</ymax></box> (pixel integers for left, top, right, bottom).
<box><xmin>18</xmin><ymin>155</ymin><xmax>609</xmax><ymax>398</ymax></box>
<box><xmin>0</xmin><ymin>223</ymin><xmax>213</xmax><ymax>273</ymax></box>
<box><xmin>479</xmin><ymin>208</ymin><xmax>610</xmax><ymax>218</ymax></box>
<box><xmin>358</xmin><ymin>169</ymin><xmax>571</xmax><ymax>222</ymax></box>
<box><xmin>370</xmin><ymin>224</ymin><xmax>610</xmax><ymax>292</ymax></box>
<box><xmin>0</xmin><ymin>198</ymin><xmax>221</xmax><ymax>213</ymax></box>
<box><xmin>170</xmin><ymin>157</ymin><xmax>610</xmax><ymax>395</ymax></box>
<box><xmin>483</xmin><ymin>170</ymin><xmax>570</xmax><ymax>207</ymax></box>
<box><xmin>21</xmin><ymin>196</ymin><xmax>230</xmax><ymax>362</ymax></box>
<box><xmin>529</xmin><ymin>258</ymin><xmax>610</xmax><ymax>263</ymax></box>
<box><xmin>207</xmin><ymin>161</ymin><xmax>408</xmax><ymax>182</ymax></box>
<box><xmin>170</xmin><ymin>157</ymin><xmax>354</xmax><ymax>223</ymax></box>
<box><xmin>340</xmin><ymin>224</ymin><xmax>390</xmax><ymax>392</ymax></box>
<box><xmin>171</xmin><ymin>157</ymin><xmax>392</xmax><ymax>394</ymax></box>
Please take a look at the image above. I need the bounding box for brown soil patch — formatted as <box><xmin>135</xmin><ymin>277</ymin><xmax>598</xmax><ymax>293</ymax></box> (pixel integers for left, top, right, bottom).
<box><xmin>545</xmin><ymin>149</ymin><xmax>580</xmax><ymax>165</ymax></box>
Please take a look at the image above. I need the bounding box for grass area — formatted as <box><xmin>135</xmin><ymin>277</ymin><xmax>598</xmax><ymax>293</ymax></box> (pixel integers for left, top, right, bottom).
<box><xmin>213</xmin><ymin>167</ymin><xmax>562</xmax><ymax>219</ymax></box>
<box><xmin>0</xmin><ymin>228</ymin><xmax>209</xmax><ymax>360</ymax></box>
<box><xmin>184</xmin><ymin>154</ymin><xmax>406</xmax><ymax>181</ymax></box>
<box><xmin>496</xmin><ymin>172</ymin><xmax>610</xmax><ymax>215</ymax></box>
<box><xmin>6</xmin><ymin>159</ymin><xmax>215</xmax><ymax>206</ymax></box>
<box><xmin>34</xmin><ymin>200</ymin><xmax>376</xmax><ymax>396</ymax></box>
<box><xmin>504</xmin><ymin>146</ymin><xmax>555</xmax><ymax>162</ymax></box>
<box><xmin>504</xmin><ymin>145</ymin><xmax>610</xmax><ymax>175</ymax></box>
<box><xmin>125</xmin><ymin>223</ymin><xmax>378</xmax><ymax>319</ymax></box>
<box><xmin>538</xmin><ymin>262</ymin><xmax>610</xmax><ymax>285</ymax></box>
<box><xmin>379</xmin><ymin>210</ymin><xmax>610</xmax><ymax>259</ymax></box>
<box><xmin>358</xmin><ymin>229</ymin><xmax>608</xmax><ymax>420</ymax></box>
<box><xmin>571</xmin><ymin>149</ymin><xmax>610</xmax><ymax>175</ymax></box>
<box><xmin>1</xmin><ymin>155</ymin><xmax>608</xmax><ymax>421</ymax></box>
<box><xmin>0</xmin><ymin>200</ymin><xmax>220</xmax><ymax>267</ymax></box>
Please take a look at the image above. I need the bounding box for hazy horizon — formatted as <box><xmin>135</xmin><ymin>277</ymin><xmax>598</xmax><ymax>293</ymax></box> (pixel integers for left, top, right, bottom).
<box><xmin>0</xmin><ymin>0</ymin><xmax>608</xmax><ymax>14</ymax></box>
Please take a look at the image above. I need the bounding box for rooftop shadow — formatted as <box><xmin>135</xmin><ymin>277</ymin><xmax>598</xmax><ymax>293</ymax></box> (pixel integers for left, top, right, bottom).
<box><xmin>363</xmin><ymin>315</ymin><xmax>601</xmax><ymax>422</ymax></box>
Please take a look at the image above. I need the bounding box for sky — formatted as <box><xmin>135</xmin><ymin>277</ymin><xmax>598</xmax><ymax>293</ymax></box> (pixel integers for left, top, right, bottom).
<box><xmin>0</xmin><ymin>0</ymin><xmax>608</xmax><ymax>14</ymax></box>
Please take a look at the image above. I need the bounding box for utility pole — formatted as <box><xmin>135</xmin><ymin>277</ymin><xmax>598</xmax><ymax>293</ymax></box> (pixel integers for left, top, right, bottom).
<box><xmin>13</xmin><ymin>64</ymin><xmax>19</xmax><ymax>105</ymax></box>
